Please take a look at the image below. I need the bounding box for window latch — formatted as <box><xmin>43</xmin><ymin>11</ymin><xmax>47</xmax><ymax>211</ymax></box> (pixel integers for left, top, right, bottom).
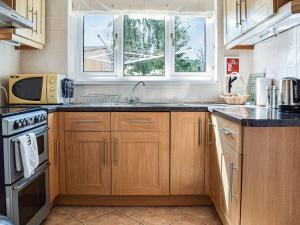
<box><xmin>170</xmin><ymin>33</ymin><xmax>175</xmax><ymax>47</ymax></box>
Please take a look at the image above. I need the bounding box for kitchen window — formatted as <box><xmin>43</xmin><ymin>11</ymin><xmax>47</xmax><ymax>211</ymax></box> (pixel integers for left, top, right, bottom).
<box><xmin>76</xmin><ymin>14</ymin><xmax>215</xmax><ymax>82</ymax></box>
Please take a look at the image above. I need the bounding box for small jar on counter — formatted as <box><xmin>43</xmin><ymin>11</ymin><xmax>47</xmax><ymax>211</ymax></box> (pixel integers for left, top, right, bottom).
<box><xmin>266</xmin><ymin>86</ymin><xmax>279</xmax><ymax>109</ymax></box>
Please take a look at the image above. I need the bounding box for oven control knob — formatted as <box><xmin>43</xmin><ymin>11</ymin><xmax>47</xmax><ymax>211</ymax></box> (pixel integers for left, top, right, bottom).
<box><xmin>22</xmin><ymin>119</ymin><xmax>28</xmax><ymax>126</ymax></box>
<box><xmin>34</xmin><ymin>116</ymin><xmax>39</xmax><ymax>123</ymax></box>
<box><xmin>14</xmin><ymin>120</ymin><xmax>23</xmax><ymax>129</ymax></box>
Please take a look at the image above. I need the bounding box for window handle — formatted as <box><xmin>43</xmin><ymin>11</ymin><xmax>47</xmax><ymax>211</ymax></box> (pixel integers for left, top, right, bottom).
<box><xmin>113</xmin><ymin>33</ymin><xmax>118</xmax><ymax>48</ymax></box>
<box><xmin>171</xmin><ymin>33</ymin><xmax>175</xmax><ymax>47</ymax></box>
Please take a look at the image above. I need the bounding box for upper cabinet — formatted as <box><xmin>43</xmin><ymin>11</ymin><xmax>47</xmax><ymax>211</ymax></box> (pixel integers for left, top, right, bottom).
<box><xmin>0</xmin><ymin>0</ymin><xmax>45</xmax><ymax>49</ymax></box>
<box><xmin>224</xmin><ymin>0</ymin><xmax>293</xmax><ymax>49</ymax></box>
<box><xmin>224</xmin><ymin>0</ymin><xmax>243</xmax><ymax>43</ymax></box>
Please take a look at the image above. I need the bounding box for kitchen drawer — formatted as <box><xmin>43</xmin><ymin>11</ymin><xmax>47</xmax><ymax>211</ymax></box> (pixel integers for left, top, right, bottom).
<box><xmin>111</xmin><ymin>112</ymin><xmax>169</xmax><ymax>132</ymax></box>
<box><xmin>212</xmin><ymin>115</ymin><xmax>242</xmax><ymax>153</ymax></box>
<box><xmin>64</xmin><ymin>112</ymin><xmax>110</xmax><ymax>131</ymax></box>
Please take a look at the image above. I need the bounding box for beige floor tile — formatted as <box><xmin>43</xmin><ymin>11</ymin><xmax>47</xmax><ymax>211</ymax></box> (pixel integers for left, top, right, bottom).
<box><xmin>83</xmin><ymin>211</ymin><xmax>140</xmax><ymax>225</ymax></box>
<box><xmin>171</xmin><ymin>207</ymin><xmax>217</xmax><ymax>223</ymax></box>
<box><xmin>114</xmin><ymin>206</ymin><xmax>147</xmax><ymax>216</ymax></box>
<box><xmin>201</xmin><ymin>216</ymin><xmax>223</xmax><ymax>225</ymax></box>
<box><xmin>62</xmin><ymin>206</ymin><xmax>114</xmax><ymax>222</ymax></box>
<box><xmin>42</xmin><ymin>207</ymin><xmax>82</xmax><ymax>225</ymax></box>
<box><xmin>131</xmin><ymin>207</ymin><xmax>184</xmax><ymax>225</ymax></box>
<box><xmin>171</xmin><ymin>217</ymin><xmax>202</xmax><ymax>225</ymax></box>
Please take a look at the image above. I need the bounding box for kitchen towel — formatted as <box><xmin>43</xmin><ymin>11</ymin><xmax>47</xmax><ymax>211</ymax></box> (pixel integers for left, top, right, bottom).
<box><xmin>17</xmin><ymin>133</ymin><xmax>39</xmax><ymax>178</ymax></box>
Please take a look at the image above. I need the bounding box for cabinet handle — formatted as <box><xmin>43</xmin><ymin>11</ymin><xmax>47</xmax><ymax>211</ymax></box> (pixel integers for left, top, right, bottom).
<box><xmin>218</xmin><ymin>127</ymin><xmax>233</xmax><ymax>136</ymax></box>
<box><xmin>55</xmin><ymin>140</ymin><xmax>59</xmax><ymax>165</ymax></box>
<box><xmin>103</xmin><ymin>139</ymin><xmax>107</xmax><ymax>165</ymax></box>
<box><xmin>127</xmin><ymin>119</ymin><xmax>155</xmax><ymax>124</ymax></box>
<box><xmin>198</xmin><ymin>119</ymin><xmax>202</xmax><ymax>146</ymax></box>
<box><xmin>113</xmin><ymin>139</ymin><xmax>118</xmax><ymax>166</ymax></box>
<box><xmin>34</xmin><ymin>10</ymin><xmax>38</xmax><ymax>34</ymax></box>
<box><xmin>230</xmin><ymin>163</ymin><xmax>238</xmax><ymax>203</ymax></box>
<box><xmin>29</xmin><ymin>7</ymin><xmax>34</xmax><ymax>32</ymax></box>
<box><xmin>236</xmin><ymin>0</ymin><xmax>240</xmax><ymax>27</ymax></box>
<box><xmin>208</xmin><ymin>120</ymin><xmax>213</xmax><ymax>145</ymax></box>
<box><xmin>75</xmin><ymin>120</ymin><xmax>102</xmax><ymax>123</ymax></box>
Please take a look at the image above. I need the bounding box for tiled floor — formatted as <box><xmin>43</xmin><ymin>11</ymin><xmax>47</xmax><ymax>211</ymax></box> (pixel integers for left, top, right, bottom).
<box><xmin>42</xmin><ymin>206</ymin><xmax>223</xmax><ymax>225</ymax></box>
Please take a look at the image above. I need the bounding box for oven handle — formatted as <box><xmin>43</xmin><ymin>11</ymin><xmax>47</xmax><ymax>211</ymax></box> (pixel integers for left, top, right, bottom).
<box><xmin>13</xmin><ymin>162</ymin><xmax>49</xmax><ymax>190</ymax></box>
<box><xmin>11</xmin><ymin>128</ymin><xmax>49</xmax><ymax>143</ymax></box>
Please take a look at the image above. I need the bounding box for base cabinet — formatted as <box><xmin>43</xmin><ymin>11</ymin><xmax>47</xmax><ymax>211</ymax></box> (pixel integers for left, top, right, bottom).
<box><xmin>48</xmin><ymin>113</ymin><xmax>59</xmax><ymax>203</ymax></box>
<box><xmin>210</xmin><ymin>114</ymin><xmax>242</xmax><ymax>225</ymax></box>
<box><xmin>111</xmin><ymin>132</ymin><xmax>169</xmax><ymax>195</ymax></box>
<box><xmin>65</xmin><ymin>132</ymin><xmax>111</xmax><ymax>195</ymax></box>
<box><xmin>170</xmin><ymin>112</ymin><xmax>206</xmax><ymax>195</ymax></box>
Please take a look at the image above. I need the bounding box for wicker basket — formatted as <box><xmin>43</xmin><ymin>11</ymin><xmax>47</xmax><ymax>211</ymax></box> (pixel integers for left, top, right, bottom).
<box><xmin>220</xmin><ymin>94</ymin><xmax>249</xmax><ymax>105</ymax></box>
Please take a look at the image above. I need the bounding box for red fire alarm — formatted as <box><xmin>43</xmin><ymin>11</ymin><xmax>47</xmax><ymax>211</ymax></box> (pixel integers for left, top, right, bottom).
<box><xmin>225</xmin><ymin>57</ymin><xmax>239</xmax><ymax>76</ymax></box>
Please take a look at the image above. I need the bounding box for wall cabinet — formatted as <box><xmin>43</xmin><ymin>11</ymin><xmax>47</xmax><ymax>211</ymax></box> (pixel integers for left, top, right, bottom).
<box><xmin>111</xmin><ymin>132</ymin><xmax>169</xmax><ymax>195</ymax></box>
<box><xmin>224</xmin><ymin>0</ymin><xmax>290</xmax><ymax>45</ymax></box>
<box><xmin>170</xmin><ymin>112</ymin><xmax>206</xmax><ymax>195</ymax></box>
<box><xmin>65</xmin><ymin>132</ymin><xmax>111</xmax><ymax>195</ymax></box>
<box><xmin>48</xmin><ymin>113</ymin><xmax>59</xmax><ymax>203</ymax></box>
<box><xmin>0</xmin><ymin>0</ymin><xmax>45</xmax><ymax>49</ymax></box>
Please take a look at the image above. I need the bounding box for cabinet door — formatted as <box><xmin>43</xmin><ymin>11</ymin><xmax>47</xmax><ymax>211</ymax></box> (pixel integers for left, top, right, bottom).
<box><xmin>65</xmin><ymin>132</ymin><xmax>111</xmax><ymax>195</ymax></box>
<box><xmin>224</xmin><ymin>0</ymin><xmax>243</xmax><ymax>43</ymax></box>
<box><xmin>220</xmin><ymin>146</ymin><xmax>241</xmax><ymax>225</ymax></box>
<box><xmin>112</xmin><ymin>132</ymin><xmax>169</xmax><ymax>195</ymax></box>
<box><xmin>170</xmin><ymin>112</ymin><xmax>206</xmax><ymax>195</ymax></box>
<box><xmin>48</xmin><ymin>113</ymin><xmax>58</xmax><ymax>202</ymax></box>
<box><xmin>242</xmin><ymin>0</ymin><xmax>275</xmax><ymax>32</ymax></box>
<box><xmin>15</xmin><ymin>0</ymin><xmax>33</xmax><ymax>39</ymax></box>
<box><xmin>208</xmin><ymin>120</ymin><xmax>220</xmax><ymax>207</ymax></box>
<box><xmin>32</xmin><ymin>0</ymin><xmax>45</xmax><ymax>44</ymax></box>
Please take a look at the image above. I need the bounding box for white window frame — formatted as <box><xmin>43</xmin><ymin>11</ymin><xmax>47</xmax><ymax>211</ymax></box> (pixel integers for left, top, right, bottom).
<box><xmin>71</xmin><ymin>14</ymin><xmax>215</xmax><ymax>83</ymax></box>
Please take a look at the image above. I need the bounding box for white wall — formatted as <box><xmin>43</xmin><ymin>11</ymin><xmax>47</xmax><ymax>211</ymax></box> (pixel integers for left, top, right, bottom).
<box><xmin>20</xmin><ymin>0</ymin><xmax>68</xmax><ymax>74</ymax></box>
<box><xmin>253</xmin><ymin>25</ymin><xmax>300</xmax><ymax>85</ymax></box>
<box><xmin>0</xmin><ymin>43</ymin><xmax>20</xmax><ymax>105</ymax></box>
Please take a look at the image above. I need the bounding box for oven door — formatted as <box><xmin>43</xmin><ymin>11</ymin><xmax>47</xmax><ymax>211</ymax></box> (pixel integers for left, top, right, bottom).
<box><xmin>4</xmin><ymin>125</ymin><xmax>48</xmax><ymax>185</ymax></box>
<box><xmin>6</xmin><ymin>162</ymin><xmax>49</xmax><ymax>225</ymax></box>
<box><xmin>9</xmin><ymin>75</ymin><xmax>48</xmax><ymax>104</ymax></box>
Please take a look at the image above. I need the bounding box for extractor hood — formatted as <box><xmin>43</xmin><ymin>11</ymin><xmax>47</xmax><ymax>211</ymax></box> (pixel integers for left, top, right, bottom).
<box><xmin>226</xmin><ymin>1</ymin><xmax>300</xmax><ymax>50</ymax></box>
<box><xmin>0</xmin><ymin>0</ymin><xmax>33</xmax><ymax>29</ymax></box>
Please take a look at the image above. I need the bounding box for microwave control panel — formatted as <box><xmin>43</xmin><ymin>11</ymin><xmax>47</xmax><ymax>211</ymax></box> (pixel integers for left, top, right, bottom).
<box><xmin>47</xmin><ymin>74</ymin><xmax>58</xmax><ymax>103</ymax></box>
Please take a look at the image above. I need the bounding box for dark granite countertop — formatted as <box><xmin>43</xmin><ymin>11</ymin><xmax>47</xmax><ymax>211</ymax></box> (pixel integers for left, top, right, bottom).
<box><xmin>11</xmin><ymin>104</ymin><xmax>300</xmax><ymax>127</ymax></box>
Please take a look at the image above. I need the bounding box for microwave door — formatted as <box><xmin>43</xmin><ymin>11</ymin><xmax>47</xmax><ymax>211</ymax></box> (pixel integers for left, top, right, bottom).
<box><xmin>10</xmin><ymin>77</ymin><xmax>47</xmax><ymax>104</ymax></box>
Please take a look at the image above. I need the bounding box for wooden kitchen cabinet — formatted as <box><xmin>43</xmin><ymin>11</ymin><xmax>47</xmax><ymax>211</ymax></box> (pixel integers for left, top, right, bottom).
<box><xmin>211</xmin><ymin>114</ymin><xmax>242</xmax><ymax>225</ymax></box>
<box><xmin>48</xmin><ymin>113</ymin><xmax>59</xmax><ymax>203</ymax></box>
<box><xmin>170</xmin><ymin>112</ymin><xmax>206</xmax><ymax>195</ymax></box>
<box><xmin>220</xmin><ymin>146</ymin><xmax>242</xmax><ymax>225</ymax></box>
<box><xmin>208</xmin><ymin>117</ymin><xmax>220</xmax><ymax>208</ymax></box>
<box><xmin>111</xmin><ymin>131</ymin><xmax>169</xmax><ymax>195</ymax></box>
<box><xmin>0</xmin><ymin>0</ymin><xmax>45</xmax><ymax>49</ymax></box>
<box><xmin>65</xmin><ymin>132</ymin><xmax>111</xmax><ymax>195</ymax></box>
<box><xmin>224</xmin><ymin>0</ymin><xmax>243</xmax><ymax>43</ymax></box>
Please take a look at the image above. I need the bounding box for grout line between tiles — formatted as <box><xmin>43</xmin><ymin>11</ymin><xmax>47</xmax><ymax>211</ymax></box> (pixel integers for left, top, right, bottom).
<box><xmin>58</xmin><ymin>207</ymin><xmax>84</xmax><ymax>224</ymax></box>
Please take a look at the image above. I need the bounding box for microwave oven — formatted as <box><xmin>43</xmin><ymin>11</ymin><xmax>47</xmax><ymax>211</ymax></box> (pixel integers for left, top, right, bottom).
<box><xmin>9</xmin><ymin>74</ymin><xmax>67</xmax><ymax>104</ymax></box>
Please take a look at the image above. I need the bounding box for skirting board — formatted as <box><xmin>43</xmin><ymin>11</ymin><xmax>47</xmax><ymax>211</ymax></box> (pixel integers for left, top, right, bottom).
<box><xmin>54</xmin><ymin>195</ymin><xmax>212</xmax><ymax>206</ymax></box>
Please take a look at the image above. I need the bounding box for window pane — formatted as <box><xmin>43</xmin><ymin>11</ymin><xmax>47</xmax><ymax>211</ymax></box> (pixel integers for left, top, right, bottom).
<box><xmin>124</xmin><ymin>15</ymin><xmax>165</xmax><ymax>76</ymax></box>
<box><xmin>83</xmin><ymin>15</ymin><xmax>114</xmax><ymax>72</ymax></box>
<box><xmin>175</xmin><ymin>17</ymin><xmax>206</xmax><ymax>73</ymax></box>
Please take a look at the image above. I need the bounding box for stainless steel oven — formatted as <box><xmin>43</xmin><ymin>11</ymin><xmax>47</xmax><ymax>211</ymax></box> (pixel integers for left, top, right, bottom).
<box><xmin>5</xmin><ymin>161</ymin><xmax>49</xmax><ymax>225</ymax></box>
<box><xmin>3</xmin><ymin>125</ymin><xmax>48</xmax><ymax>185</ymax></box>
<box><xmin>0</xmin><ymin>109</ymin><xmax>49</xmax><ymax>225</ymax></box>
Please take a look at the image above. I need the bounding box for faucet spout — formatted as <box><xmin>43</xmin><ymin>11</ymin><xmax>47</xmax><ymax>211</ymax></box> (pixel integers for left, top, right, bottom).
<box><xmin>129</xmin><ymin>81</ymin><xmax>146</xmax><ymax>104</ymax></box>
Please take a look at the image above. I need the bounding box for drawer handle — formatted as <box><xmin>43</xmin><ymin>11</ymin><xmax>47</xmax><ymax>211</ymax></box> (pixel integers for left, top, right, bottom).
<box><xmin>218</xmin><ymin>127</ymin><xmax>233</xmax><ymax>136</ymax></box>
<box><xmin>75</xmin><ymin>120</ymin><xmax>102</xmax><ymax>123</ymax></box>
<box><xmin>127</xmin><ymin>119</ymin><xmax>155</xmax><ymax>124</ymax></box>
<box><xmin>230</xmin><ymin>163</ymin><xmax>238</xmax><ymax>203</ymax></box>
